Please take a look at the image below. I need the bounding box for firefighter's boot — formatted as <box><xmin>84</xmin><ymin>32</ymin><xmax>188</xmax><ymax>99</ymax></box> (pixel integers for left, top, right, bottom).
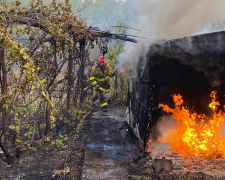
<box><xmin>102</xmin><ymin>106</ymin><xmax>108</xmax><ymax>112</ymax></box>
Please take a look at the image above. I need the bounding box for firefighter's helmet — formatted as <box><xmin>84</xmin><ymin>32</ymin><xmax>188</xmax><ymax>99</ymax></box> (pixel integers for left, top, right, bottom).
<box><xmin>97</xmin><ymin>56</ymin><xmax>106</xmax><ymax>65</ymax></box>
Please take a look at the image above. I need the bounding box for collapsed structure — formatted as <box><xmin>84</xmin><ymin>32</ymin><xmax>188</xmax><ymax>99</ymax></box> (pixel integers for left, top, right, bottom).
<box><xmin>126</xmin><ymin>31</ymin><xmax>225</xmax><ymax>150</ymax></box>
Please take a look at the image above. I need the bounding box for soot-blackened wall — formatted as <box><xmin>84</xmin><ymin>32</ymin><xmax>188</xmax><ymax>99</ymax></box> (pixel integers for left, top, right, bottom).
<box><xmin>127</xmin><ymin>31</ymin><xmax>225</xmax><ymax>149</ymax></box>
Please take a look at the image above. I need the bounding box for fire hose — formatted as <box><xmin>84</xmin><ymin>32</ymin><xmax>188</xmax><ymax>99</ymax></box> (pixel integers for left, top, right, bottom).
<box><xmin>83</xmin><ymin>80</ymin><xmax>105</xmax><ymax>91</ymax></box>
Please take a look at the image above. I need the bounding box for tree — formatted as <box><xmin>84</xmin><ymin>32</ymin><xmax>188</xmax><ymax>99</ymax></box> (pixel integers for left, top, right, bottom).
<box><xmin>0</xmin><ymin>0</ymin><xmax>136</xmax><ymax>164</ymax></box>
<box><xmin>0</xmin><ymin>0</ymin><xmax>92</xmax><ymax>164</ymax></box>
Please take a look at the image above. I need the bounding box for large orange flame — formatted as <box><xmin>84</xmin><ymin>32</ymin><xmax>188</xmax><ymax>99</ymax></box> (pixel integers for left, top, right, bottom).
<box><xmin>159</xmin><ymin>91</ymin><xmax>225</xmax><ymax>159</ymax></box>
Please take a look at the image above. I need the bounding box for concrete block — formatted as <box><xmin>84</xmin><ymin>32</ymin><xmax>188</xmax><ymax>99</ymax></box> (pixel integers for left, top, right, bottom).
<box><xmin>153</xmin><ymin>157</ymin><xmax>172</xmax><ymax>174</ymax></box>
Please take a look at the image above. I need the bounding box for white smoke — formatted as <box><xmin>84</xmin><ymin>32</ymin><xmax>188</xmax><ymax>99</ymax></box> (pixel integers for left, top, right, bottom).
<box><xmin>156</xmin><ymin>115</ymin><xmax>177</xmax><ymax>139</ymax></box>
<box><xmin>119</xmin><ymin>0</ymin><xmax>225</xmax><ymax>75</ymax></box>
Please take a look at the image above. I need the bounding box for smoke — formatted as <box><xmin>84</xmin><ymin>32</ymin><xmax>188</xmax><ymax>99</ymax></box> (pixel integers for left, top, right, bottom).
<box><xmin>199</xmin><ymin>20</ymin><xmax>225</xmax><ymax>35</ymax></box>
<box><xmin>145</xmin><ymin>115</ymin><xmax>176</xmax><ymax>158</ymax></box>
<box><xmin>119</xmin><ymin>0</ymin><xmax>225</xmax><ymax>75</ymax></box>
<box><xmin>156</xmin><ymin>115</ymin><xmax>178</xmax><ymax>139</ymax></box>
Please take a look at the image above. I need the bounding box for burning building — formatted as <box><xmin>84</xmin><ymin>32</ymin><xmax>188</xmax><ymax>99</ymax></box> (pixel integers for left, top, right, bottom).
<box><xmin>127</xmin><ymin>31</ymin><xmax>225</xmax><ymax>159</ymax></box>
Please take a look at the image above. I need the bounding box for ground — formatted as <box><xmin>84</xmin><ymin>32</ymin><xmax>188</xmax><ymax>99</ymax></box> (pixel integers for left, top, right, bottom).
<box><xmin>0</xmin><ymin>102</ymin><xmax>221</xmax><ymax>180</ymax></box>
<box><xmin>0</xmin><ymin>102</ymin><xmax>144</xmax><ymax>180</ymax></box>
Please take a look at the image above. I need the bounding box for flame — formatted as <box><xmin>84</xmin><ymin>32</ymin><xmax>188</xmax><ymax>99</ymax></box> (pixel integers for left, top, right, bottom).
<box><xmin>209</xmin><ymin>91</ymin><xmax>220</xmax><ymax>110</ymax></box>
<box><xmin>158</xmin><ymin>91</ymin><xmax>225</xmax><ymax>159</ymax></box>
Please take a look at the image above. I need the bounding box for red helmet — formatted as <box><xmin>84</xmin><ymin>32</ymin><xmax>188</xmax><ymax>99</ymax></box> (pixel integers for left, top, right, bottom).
<box><xmin>97</xmin><ymin>56</ymin><xmax>106</xmax><ymax>65</ymax></box>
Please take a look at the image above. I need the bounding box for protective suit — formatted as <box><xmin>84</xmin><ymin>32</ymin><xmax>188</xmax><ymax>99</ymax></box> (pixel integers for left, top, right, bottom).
<box><xmin>89</xmin><ymin>57</ymin><xmax>114</xmax><ymax>112</ymax></box>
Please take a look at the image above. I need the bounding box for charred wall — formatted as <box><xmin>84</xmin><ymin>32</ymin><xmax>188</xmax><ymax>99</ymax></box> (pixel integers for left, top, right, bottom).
<box><xmin>127</xmin><ymin>31</ymin><xmax>225</xmax><ymax>149</ymax></box>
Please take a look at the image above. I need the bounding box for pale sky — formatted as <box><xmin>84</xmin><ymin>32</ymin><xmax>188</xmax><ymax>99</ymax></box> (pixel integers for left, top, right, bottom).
<box><xmin>115</xmin><ymin>0</ymin><xmax>126</xmax><ymax>2</ymax></box>
<box><xmin>81</xmin><ymin>0</ymin><xmax>126</xmax><ymax>2</ymax></box>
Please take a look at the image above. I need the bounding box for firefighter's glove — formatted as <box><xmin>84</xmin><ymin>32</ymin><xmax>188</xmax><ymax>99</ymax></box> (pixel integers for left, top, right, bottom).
<box><xmin>105</xmin><ymin>76</ymin><xmax>110</xmax><ymax>81</ymax></box>
<box><xmin>111</xmin><ymin>70</ymin><xmax>116</xmax><ymax>77</ymax></box>
<box><xmin>96</xmin><ymin>84</ymin><xmax>100</xmax><ymax>89</ymax></box>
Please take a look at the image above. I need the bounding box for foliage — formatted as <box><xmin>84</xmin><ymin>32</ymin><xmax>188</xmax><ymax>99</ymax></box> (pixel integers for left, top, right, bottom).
<box><xmin>0</xmin><ymin>0</ymin><xmax>92</xmax><ymax>163</ymax></box>
<box><xmin>128</xmin><ymin>175</ymin><xmax>152</xmax><ymax>180</ymax></box>
<box><xmin>55</xmin><ymin>133</ymin><xmax>68</xmax><ymax>148</ymax></box>
<box><xmin>73</xmin><ymin>0</ymin><xmax>139</xmax><ymax>29</ymax></box>
<box><xmin>106</xmin><ymin>22</ymin><xmax>128</xmax><ymax>101</ymax></box>
<box><xmin>69</xmin><ymin>103</ymin><xmax>91</xmax><ymax>134</ymax></box>
<box><xmin>0</xmin><ymin>0</ymin><xmax>128</xmax><ymax>165</ymax></box>
<box><xmin>53</xmin><ymin>165</ymin><xmax>70</xmax><ymax>177</ymax></box>
<box><xmin>11</xmin><ymin>0</ymin><xmax>139</xmax><ymax>29</ymax></box>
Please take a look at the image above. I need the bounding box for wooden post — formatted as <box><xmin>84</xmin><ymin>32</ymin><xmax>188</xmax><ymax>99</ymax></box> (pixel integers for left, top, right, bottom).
<box><xmin>115</xmin><ymin>70</ymin><xmax>118</xmax><ymax>98</ymax></box>
<box><xmin>66</xmin><ymin>50</ymin><xmax>72</xmax><ymax>132</ymax></box>
<box><xmin>45</xmin><ymin>62</ymin><xmax>51</xmax><ymax>135</ymax></box>
<box><xmin>1</xmin><ymin>48</ymin><xmax>8</xmax><ymax>148</ymax></box>
<box><xmin>79</xmin><ymin>38</ymin><xmax>86</xmax><ymax>107</ymax></box>
<box><xmin>45</xmin><ymin>104</ymin><xmax>49</xmax><ymax>135</ymax></box>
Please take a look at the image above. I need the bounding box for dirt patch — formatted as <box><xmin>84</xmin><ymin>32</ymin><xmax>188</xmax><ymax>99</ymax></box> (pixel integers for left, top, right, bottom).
<box><xmin>0</xmin><ymin>130</ymin><xmax>86</xmax><ymax>180</ymax></box>
<box><xmin>0</xmin><ymin>102</ymin><xmax>144</xmax><ymax>180</ymax></box>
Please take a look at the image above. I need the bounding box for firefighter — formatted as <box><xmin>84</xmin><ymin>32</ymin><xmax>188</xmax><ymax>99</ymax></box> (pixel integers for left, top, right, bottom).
<box><xmin>89</xmin><ymin>56</ymin><xmax>115</xmax><ymax>112</ymax></box>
